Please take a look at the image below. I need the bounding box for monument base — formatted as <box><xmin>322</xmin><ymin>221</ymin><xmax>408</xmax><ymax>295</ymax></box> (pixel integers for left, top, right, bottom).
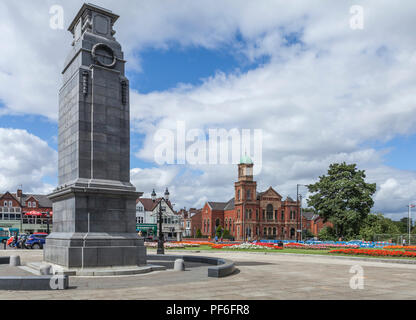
<box><xmin>25</xmin><ymin>262</ymin><xmax>166</xmax><ymax>277</ymax></box>
<box><xmin>44</xmin><ymin>233</ymin><xmax>147</xmax><ymax>268</ymax></box>
<box><xmin>45</xmin><ymin>184</ymin><xmax>145</xmax><ymax>269</ymax></box>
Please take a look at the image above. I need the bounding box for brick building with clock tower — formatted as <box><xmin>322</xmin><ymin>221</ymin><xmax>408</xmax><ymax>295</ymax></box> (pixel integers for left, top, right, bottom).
<box><xmin>202</xmin><ymin>156</ymin><xmax>303</xmax><ymax>241</ymax></box>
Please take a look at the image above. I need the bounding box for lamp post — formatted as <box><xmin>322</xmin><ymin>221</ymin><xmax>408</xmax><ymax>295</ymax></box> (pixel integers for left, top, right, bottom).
<box><xmin>407</xmin><ymin>202</ymin><xmax>416</xmax><ymax>245</ymax></box>
<box><xmin>296</xmin><ymin>184</ymin><xmax>308</xmax><ymax>242</ymax></box>
<box><xmin>46</xmin><ymin>212</ymin><xmax>50</xmax><ymax>234</ymax></box>
<box><xmin>152</xmin><ymin>188</ymin><xmax>170</xmax><ymax>255</ymax></box>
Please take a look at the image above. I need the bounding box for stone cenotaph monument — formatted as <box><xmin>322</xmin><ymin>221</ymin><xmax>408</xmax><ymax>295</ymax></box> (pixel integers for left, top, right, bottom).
<box><xmin>44</xmin><ymin>3</ymin><xmax>146</xmax><ymax>271</ymax></box>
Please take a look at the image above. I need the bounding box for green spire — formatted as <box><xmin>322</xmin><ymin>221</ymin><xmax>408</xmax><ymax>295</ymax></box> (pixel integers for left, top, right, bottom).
<box><xmin>240</xmin><ymin>154</ymin><xmax>253</xmax><ymax>164</ymax></box>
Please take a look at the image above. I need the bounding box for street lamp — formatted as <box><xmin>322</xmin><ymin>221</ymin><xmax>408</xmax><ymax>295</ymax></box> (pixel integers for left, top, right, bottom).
<box><xmin>407</xmin><ymin>202</ymin><xmax>416</xmax><ymax>245</ymax></box>
<box><xmin>46</xmin><ymin>211</ymin><xmax>51</xmax><ymax>234</ymax></box>
<box><xmin>296</xmin><ymin>184</ymin><xmax>308</xmax><ymax>242</ymax></box>
<box><xmin>152</xmin><ymin>188</ymin><xmax>170</xmax><ymax>255</ymax></box>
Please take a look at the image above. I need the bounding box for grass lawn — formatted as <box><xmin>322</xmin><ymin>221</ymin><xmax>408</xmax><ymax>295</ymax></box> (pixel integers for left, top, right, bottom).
<box><xmin>147</xmin><ymin>245</ymin><xmax>416</xmax><ymax>260</ymax></box>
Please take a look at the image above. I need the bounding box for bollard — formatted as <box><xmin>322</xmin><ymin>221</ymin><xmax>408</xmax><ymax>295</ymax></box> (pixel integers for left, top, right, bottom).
<box><xmin>40</xmin><ymin>264</ymin><xmax>52</xmax><ymax>275</ymax></box>
<box><xmin>174</xmin><ymin>259</ymin><xmax>185</xmax><ymax>271</ymax></box>
<box><xmin>3</xmin><ymin>241</ymin><xmax>5</xmax><ymax>250</ymax></box>
<box><xmin>9</xmin><ymin>256</ymin><xmax>21</xmax><ymax>267</ymax></box>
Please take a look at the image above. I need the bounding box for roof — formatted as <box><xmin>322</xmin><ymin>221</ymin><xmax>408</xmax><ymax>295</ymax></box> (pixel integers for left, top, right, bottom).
<box><xmin>137</xmin><ymin>197</ymin><xmax>174</xmax><ymax>212</ymax></box>
<box><xmin>302</xmin><ymin>211</ymin><xmax>315</xmax><ymax>220</ymax></box>
<box><xmin>136</xmin><ymin>198</ymin><xmax>155</xmax><ymax>211</ymax></box>
<box><xmin>240</xmin><ymin>154</ymin><xmax>253</xmax><ymax>164</ymax></box>
<box><xmin>1</xmin><ymin>192</ymin><xmax>53</xmax><ymax>208</ymax></box>
<box><xmin>207</xmin><ymin>202</ymin><xmax>228</xmax><ymax>211</ymax></box>
<box><xmin>224</xmin><ymin>198</ymin><xmax>235</xmax><ymax>211</ymax></box>
<box><xmin>285</xmin><ymin>196</ymin><xmax>295</xmax><ymax>202</ymax></box>
<box><xmin>257</xmin><ymin>187</ymin><xmax>283</xmax><ymax>200</ymax></box>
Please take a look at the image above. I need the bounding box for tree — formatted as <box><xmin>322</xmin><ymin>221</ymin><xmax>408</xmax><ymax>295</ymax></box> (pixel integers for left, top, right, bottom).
<box><xmin>307</xmin><ymin>162</ymin><xmax>376</xmax><ymax>240</ymax></box>
<box><xmin>195</xmin><ymin>229</ymin><xmax>202</xmax><ymax>238</ymax></box>
<box><xmin>359</xmin><ymin>213</ymin><xmax>401</xmax><ymax>241</ymax></box>
<box><xmin>216</xmin><ymin>225</ymin><xmax>223</xmax><ymax>238</ymax></box>
<box><xmin>318</xmin><ymin>226</ymin><xmax>337</xmax><ymax>241</ymax></box>
<box><xmin>394</xmin><ymin>217</ymin><xmax>413</xmax><ymax>234</ymax></box>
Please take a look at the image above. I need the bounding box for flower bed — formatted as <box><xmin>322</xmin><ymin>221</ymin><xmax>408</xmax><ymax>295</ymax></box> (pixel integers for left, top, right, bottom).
<box><xmin>284</xmin><ymin>243</ymin><xmax>306</xmax><ymax>248</ymax></box>
<box><xmin>329</xmin><ymin>248</ymin><xmax>416</xmax><ymax>258</ymax></box>
<box><xmin>383</xmin><ymin>245</ymin><xmax>416</xmax><ymax>250</ymax></box>
<box><xmin>283</xmin><ymin>243</ymin><xmax>359</xmax><ymax>250</ymax></box>
<box><xmin>145</xmin><ymin>242</ymin><xmax>201</xmax><ymax>249</ymax></box>
<box><xmin>228</xmin><ymin>243</ymin><xmax>283</xmax><ymax>250</ymax></box>
<box><xmin>210</xmin><ymin>242</ymin><xmax>282</xmax><ymax>250</ymax></box>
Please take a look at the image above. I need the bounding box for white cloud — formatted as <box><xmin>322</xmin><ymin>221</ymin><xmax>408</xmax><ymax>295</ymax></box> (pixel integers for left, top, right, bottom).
<box><xmin>0</xmin><ymin>128</ymin><xmax>57</xmax><ymax>194</ymax></box>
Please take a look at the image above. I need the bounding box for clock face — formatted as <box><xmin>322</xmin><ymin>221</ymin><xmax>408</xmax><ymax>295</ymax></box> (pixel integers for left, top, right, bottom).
<box><xmin>91</xmin><ymin>43</ymin><xmax>116</xmax><ymax>68</ymax></box>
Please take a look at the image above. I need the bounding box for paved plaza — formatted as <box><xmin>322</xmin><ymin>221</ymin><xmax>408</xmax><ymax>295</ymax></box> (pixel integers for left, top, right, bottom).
<box><xmin>1</xmin><ymin>249</ymin><xmax>416</xmax><ymax>300</ymax></box>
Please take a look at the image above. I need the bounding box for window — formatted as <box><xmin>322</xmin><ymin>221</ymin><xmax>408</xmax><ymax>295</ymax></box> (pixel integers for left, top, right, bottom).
<box><xmin>275</xmin><ymin>210</ymin><xmax>278</xmax><ymax>220</ymax></box>
<box><xmin>3</xmin><ymin>201</ymin><xmax>6</xmax><ymax>207</ymax></box>
<box><xmin>262</xmin><ymin>210</ymin><xmax>265</xmax><ymax>220</ymax></box>
<box><xmin>28</xmin><ymin>202</ymin><xmax>31</xmax><ymax>208</ymax></box>
<box><xmin>32</xmin><ymin>202</ymin><xmax>36</xmax><ymax>208</ymax></box>
<box><xmin>273</xmin><ymin>228</ymin><xmax>276</xmax><ymax>236</ymax></box>
<box><xmin>263</xmin><ymin>227</ymin><xmax>267</xmax><ymax>235</ymax></box>
<box><xmin>281</xmin><ymin>210</ymin><xmax>284</xmax><ymax>220</ymax></box>
<box><xmin>238</xmin><ymin>189</ymin><xmax>240</xmax><ymax>201</ymax></box>
<box><xmin>266</xmin><ymin>204</ymin><xmax>273</xmax><ymax>220</ymax></box>
<box><xmin>237</xmin><ymin>210</ymin><xmax>240</xmax><ymax>220</ymax></box>
<box><xmin>249</xmin><ymin>209</ymin><xmax>252</xmax><ymax>219</ymax></box>
<box><xmin>256</xmin><ymin>209</ymin><xmax>259</xmax><ymax>220</ymax></box>
<box><xmin>247</xmin><ymin>189</ymin><xmax>251</xmax><ymax>200</ymax></box>
<box><xmin>9</xmin><ymin>201</ymin><xmax>12</xmax><ymax>207</ymax></box>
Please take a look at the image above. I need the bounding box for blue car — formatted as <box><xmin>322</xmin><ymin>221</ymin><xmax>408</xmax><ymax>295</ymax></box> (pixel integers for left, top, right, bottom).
<box><xmin>25</xmin><ymin>233</ymin><xmax>48</xmax><ymax>249</ymax></box>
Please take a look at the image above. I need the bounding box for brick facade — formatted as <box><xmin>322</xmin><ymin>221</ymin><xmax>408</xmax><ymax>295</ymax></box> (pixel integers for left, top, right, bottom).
<box><xmin>201</xmin><ymin>161</ymin><xmax>301</xmax><ymax>241</ymax></box>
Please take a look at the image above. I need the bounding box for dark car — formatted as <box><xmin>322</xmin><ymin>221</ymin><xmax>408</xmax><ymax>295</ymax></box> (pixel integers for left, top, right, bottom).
<box><xmin>25</xmin><ymin>233</ymin><xmax>48</xmax><ymax>249</ymax></box>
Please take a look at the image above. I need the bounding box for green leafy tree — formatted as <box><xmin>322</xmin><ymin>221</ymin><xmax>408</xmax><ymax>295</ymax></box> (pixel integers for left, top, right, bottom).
<box><xmin>359</xmin><ymin>213</ymin><xmax>401</xmax><ymax>241</ymax></box>
<box><xmin>223</xmin><ymin>229</ymin><xmax>232</xmax><ymax>239</ymax></box>
<box><xmin>318</xmin><ymin>226</ymin><xmax>337</xmax><ymax>241</ymax></box>
<box><xmin>394</xmin><ymin>217</ymin><xmax>413</xmax><ymax>234</ymax></box>
<box><xmin>307</xmin><ymin>162</ymin><xmax>376</xmax><ymax>240</ymax></box>
<box><xmin>195</xmin><ymin>229</ymin><xmax>202</xmax><ymax>238</ymax></box>
<box><xmin>216</xmin><ymin>225</ymin><xmax>223</xmax><ymax>238</ymax></box>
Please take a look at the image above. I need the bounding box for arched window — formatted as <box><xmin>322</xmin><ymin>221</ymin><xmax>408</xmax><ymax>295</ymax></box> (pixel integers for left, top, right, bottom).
<box><xmin>273</xmin><ymin>228</ymin><xmax>276</xmax><ymax>237</ymax></box>
<box><xmin>290</xmin><ymin>228</ymin><xmax>295</xmax><ymax>239</ymax></box>
<box><xmin>215</xmin><ymin>218</ymin><xmax>220</xmax><ymax>227</ymax></box>
<box><xmin>207</xmin><ymin>219</ymin><xmax>210</xmax><ymax>232</ymax></box>
<box><xmin>263</xmin><ymin>227</ymin><xmax>267</xmax><ymax>236</ymax></box>
<box><xmin>266</xmin><ymin>204</ymin><xmax>273</xmax><ymax>220</ymax></box>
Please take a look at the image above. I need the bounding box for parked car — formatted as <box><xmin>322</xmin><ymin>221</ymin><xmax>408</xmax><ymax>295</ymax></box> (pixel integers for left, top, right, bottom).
<box><xmin>25</xmin><ymin>233</ymin><xmax>48</xmax><ymax>249</ymax></box>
